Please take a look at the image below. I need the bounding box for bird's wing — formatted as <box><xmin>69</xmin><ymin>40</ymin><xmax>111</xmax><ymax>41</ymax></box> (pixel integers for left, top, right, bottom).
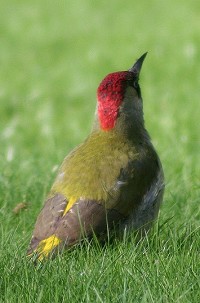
<box><xmin>27</xmin><ymin>193</ymin><xmax>124</xmax><ymax>260</ymax></box>
<box><xmin>27</xmin><ymin>193</ymin><xmax>68</xmax><ymax>256</ymax></box>
<box><xmin>28</xmin><ymin>149</ymin><xmax>164</xmax><ymax>260</ymax></box>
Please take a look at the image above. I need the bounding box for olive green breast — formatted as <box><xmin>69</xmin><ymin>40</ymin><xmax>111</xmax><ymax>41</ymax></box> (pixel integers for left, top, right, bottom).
<box><xmin>50</xmin><ymin>130</ymin><xmax>138</xmax><ymax>203</ymax></box>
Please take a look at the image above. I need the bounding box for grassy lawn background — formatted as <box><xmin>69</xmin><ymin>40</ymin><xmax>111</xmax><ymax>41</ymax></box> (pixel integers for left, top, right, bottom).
<box><xmin>0</xmin><ymin>0</ymin><xmax>199</xmax><ymax>302</ymax></box>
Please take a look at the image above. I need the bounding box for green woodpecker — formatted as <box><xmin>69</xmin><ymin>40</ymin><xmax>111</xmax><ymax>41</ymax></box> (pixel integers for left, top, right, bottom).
<box><xmin>28</xmin><ymin>53</ymin><xmax>164</xmax><ymax>260</ymax></box>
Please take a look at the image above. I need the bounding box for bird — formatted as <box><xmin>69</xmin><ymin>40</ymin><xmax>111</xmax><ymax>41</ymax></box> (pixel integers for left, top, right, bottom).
<box><xmin>27</xmin><ymin>53</ymin><xmax>165</xmax><ymax>261</ymax></box>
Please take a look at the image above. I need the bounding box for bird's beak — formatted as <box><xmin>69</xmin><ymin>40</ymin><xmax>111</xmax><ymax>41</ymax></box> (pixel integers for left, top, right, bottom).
<box><xmin>129</xmin><ymin>52</ymin><xmax>147</xmax><ymax>76</ymax></box>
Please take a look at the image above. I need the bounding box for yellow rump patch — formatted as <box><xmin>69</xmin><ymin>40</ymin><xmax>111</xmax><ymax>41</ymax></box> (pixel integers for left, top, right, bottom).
<box><xmin>37</xmin><ymin>235</ymin><xmax>61</xmax><ymax>260</ymax></box>
<box><xmin>63</xmin><ymin>196</ymin><xmax>77</xmax><ymax>216</ymax></box>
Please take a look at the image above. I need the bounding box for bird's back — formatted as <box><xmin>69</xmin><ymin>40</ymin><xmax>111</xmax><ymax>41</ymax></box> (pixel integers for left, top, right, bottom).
<box><xmin>28</xmin><ymin>130</ymin><xmax>164</xmax><ymax>259</ymax></box>
<box><xmin>51</xmin><ymin>130</ymin><xmax>139</xmax><ymax>206</ymax></box>
<box><xmin>27</xmin><ymin>53</ymin><xmax>165</xmax><ymax>261</ymax></box>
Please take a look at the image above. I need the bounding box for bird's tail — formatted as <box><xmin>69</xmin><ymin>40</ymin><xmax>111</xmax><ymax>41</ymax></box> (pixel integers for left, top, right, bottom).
<box><xmin>28</xmin><ymin>234</ymin><xmax>61</xmax><ymax>261</ymax></box>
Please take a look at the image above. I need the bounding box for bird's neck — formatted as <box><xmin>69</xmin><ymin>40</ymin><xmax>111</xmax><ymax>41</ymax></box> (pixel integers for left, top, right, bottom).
<box><xmin>92</xmin><ymin>113</ymin><xmax>150</xmax><ymax>145</ymax></box>
<box><xmin>93</xmin><ymin>91</ymin><xmax>150</xmax><ymax>144</ymax></box>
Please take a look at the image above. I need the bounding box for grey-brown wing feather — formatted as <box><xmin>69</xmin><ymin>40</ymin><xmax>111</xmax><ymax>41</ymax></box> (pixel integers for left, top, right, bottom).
<box><xmin>28</xmin><ymin>149</ymin><xmax>164</xmax><ymax>254</ymax></box>
<box><xmin>54</xmin><ymin>200</ymin><xmax>125</xmax><ymax>245</ymax></box>
<box><xmin>28</xmin><ymin>195</ymin><xmax>124</xmax><ymax>254</ymax></box>
<box><xmin>28</xmin><ymin>194</ymin><xmax>67</xmax><ymax>253</ymax></box>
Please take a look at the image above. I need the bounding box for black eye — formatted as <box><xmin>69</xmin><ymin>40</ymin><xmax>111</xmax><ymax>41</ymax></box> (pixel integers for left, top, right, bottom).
<box><xmin>133</xmin><ymin>81</ymin><xmax>138</xmax><ymax>88</ymax></box>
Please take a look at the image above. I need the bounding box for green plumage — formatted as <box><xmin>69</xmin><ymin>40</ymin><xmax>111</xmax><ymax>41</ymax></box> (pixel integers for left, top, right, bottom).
<box><xmin>51</xmin><ymin>129</ymin><xmax>160</xmax><ymax>216</ymax></box>
<box><xmin>28</xmin><ymin>53</ymin><xmax>164</xmax><ymax>260</ymax></box>
<box><xmin>51</xmin><ymin>130</ymin><xmax>137</xmax><ymax>207</ymax></box>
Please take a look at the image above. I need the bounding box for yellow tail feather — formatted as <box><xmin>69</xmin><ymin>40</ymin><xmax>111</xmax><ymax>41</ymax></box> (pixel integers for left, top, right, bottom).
<box><xmin>63</xmin><ymin>196</ymin><xmax>77</xmax><ymax>216</ymax></box>
<box><xmin>29</xmin><ymin>197</ymin><xmax>77</xmax><ymax>261</ymax></box>
<box><xmin>36</xmin><ymin>235</ymin><xmax>61</xmax><ymax>261</ymax></box>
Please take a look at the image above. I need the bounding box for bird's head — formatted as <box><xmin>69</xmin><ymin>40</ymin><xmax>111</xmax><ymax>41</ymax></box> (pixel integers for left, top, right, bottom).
<box><xmin>96</xmin><ymin>53</ymin><xmax>147</xmax><ymax>133</ymax></box>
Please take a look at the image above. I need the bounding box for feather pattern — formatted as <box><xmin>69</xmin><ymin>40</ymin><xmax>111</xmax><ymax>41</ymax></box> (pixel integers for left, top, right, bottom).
<box><xmin>27</xmin><ymin>54</ymin><xmax>165</xmax><ymax>260</ymax></box>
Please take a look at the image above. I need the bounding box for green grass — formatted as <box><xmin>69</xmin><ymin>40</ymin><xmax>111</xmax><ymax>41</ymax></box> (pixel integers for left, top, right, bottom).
<box><xmin>0</xmin><ymin>0</ymin><xmax>200</xmax><ymax>302</ymax></box>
